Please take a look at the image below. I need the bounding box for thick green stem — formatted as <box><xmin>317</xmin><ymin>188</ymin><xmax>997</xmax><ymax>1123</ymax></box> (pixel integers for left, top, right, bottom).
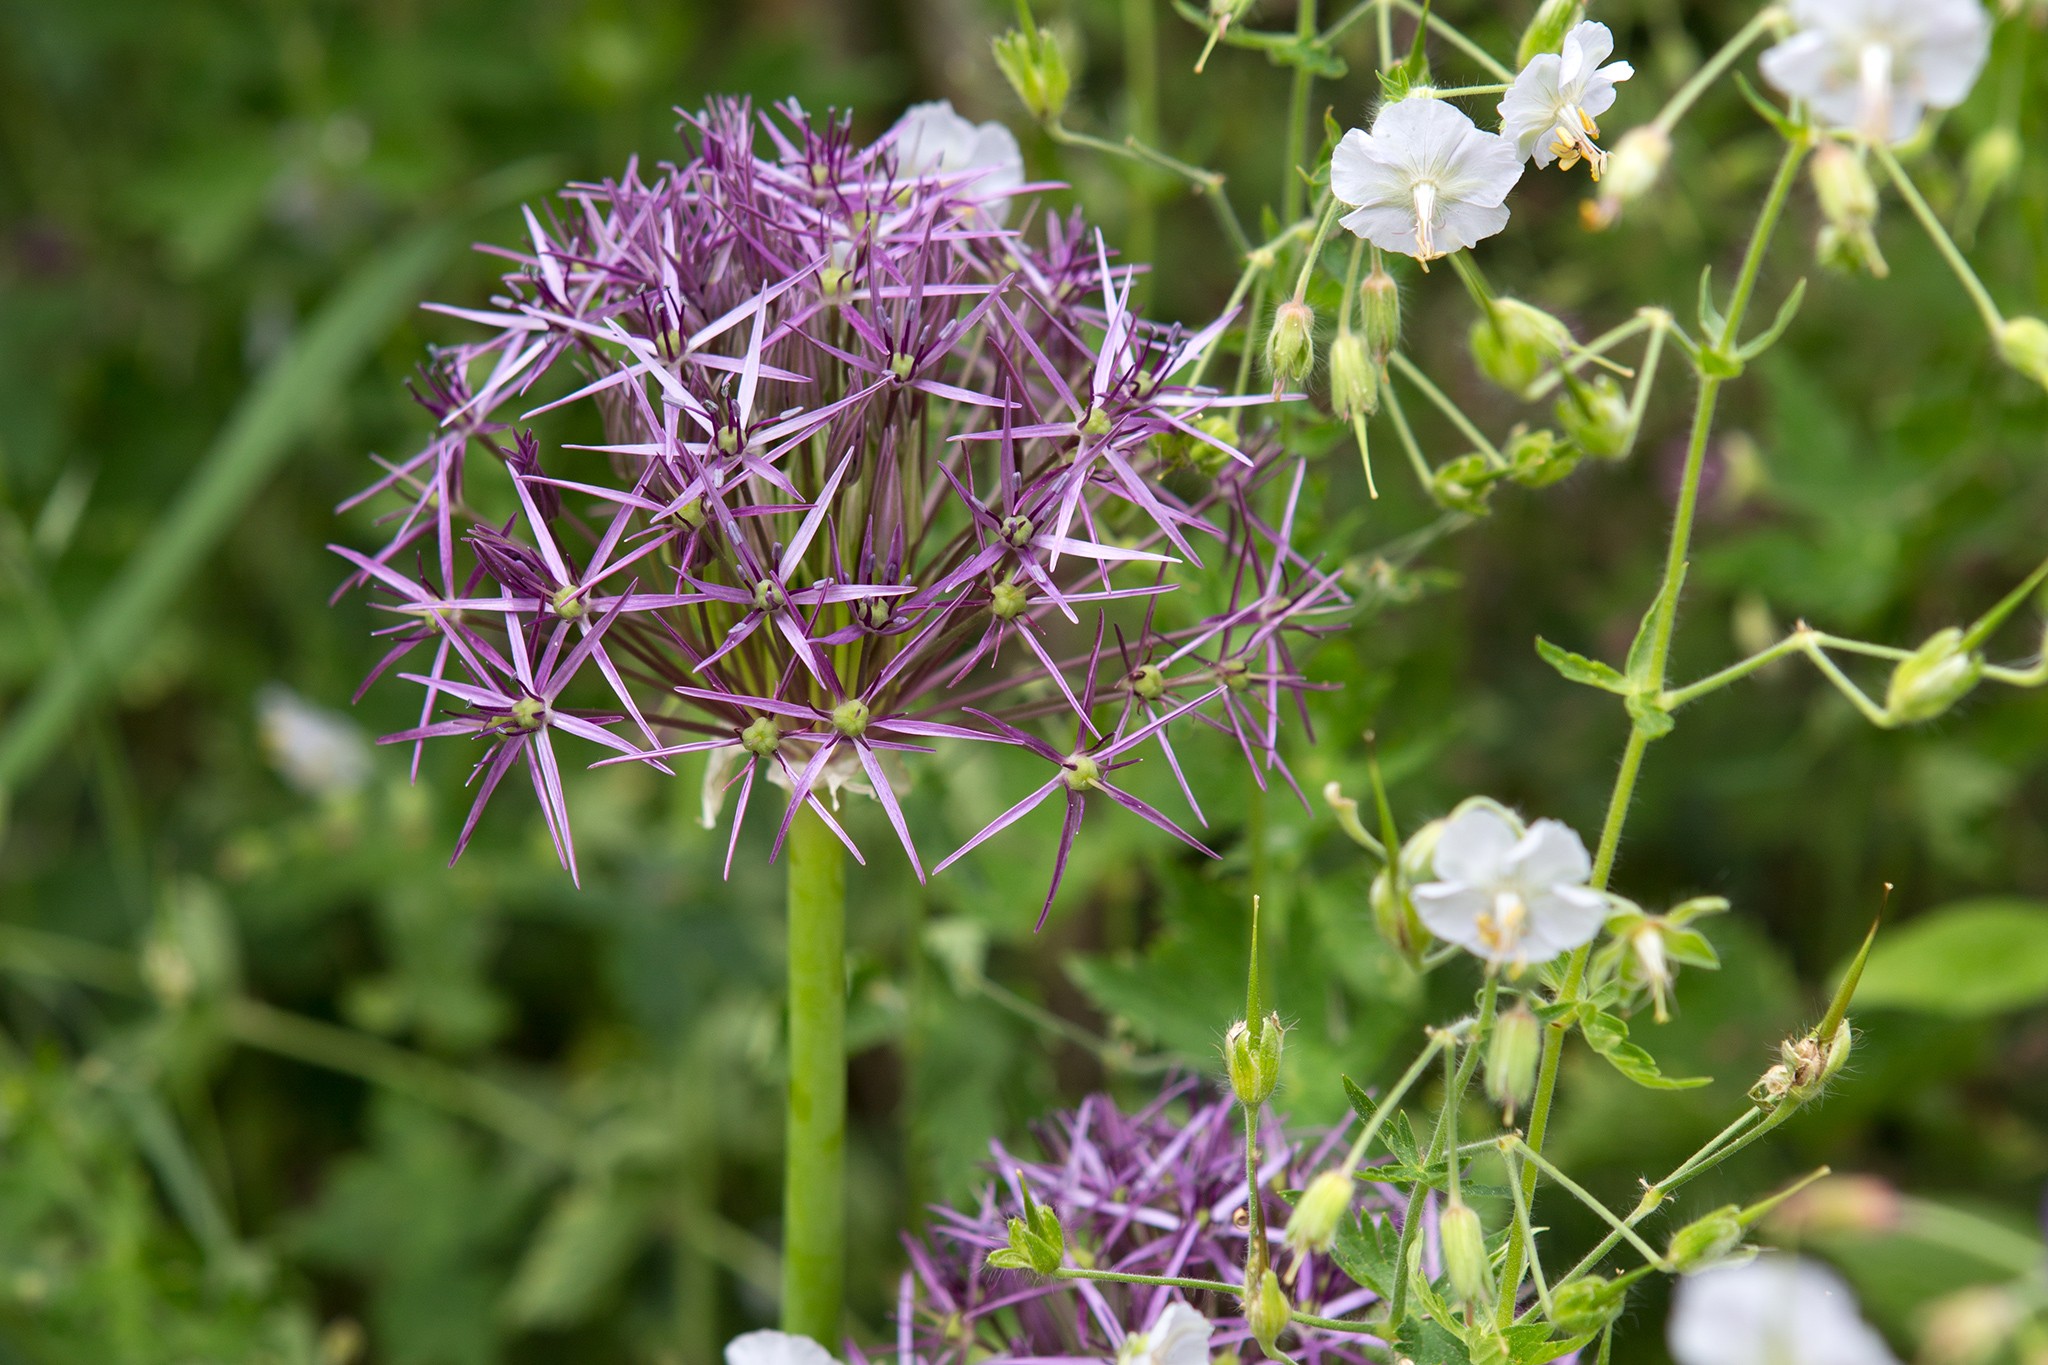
<box><xmin>782</xmin><ymin>804</ymin><xmax>849</xmax><ymax>1343</ymax></box>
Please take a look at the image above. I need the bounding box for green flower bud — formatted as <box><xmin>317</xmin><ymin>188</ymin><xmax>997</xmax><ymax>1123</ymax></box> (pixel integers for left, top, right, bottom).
<box><xmin>1283</xmin><ymin>1169</ymin><xmax>1356</xmax><ymax>1257</ymax></box>
<box><xmin>1816</xmin><ymin>222</ymin><xmax>1889</xmax><ymax>278</ymax></box>
<box><xmin>1965</xmin><ymin>126</ymin><xmax>2022</xmax><ymax>207</ymax></box>
<box><xmin>1266</xmin><ymin>300</ymin><xmax>1316</xmax><ymax>389</ymax></box>
<box><xmin>1370</xmin><ymin>817</ymin><xmax>1443</xmax><ymax>965</ymax></box>
<box><xmin>1516</xmin><ymin>0</ymin><xmax>1584</xmax><ymax>69</ymax></box>
<box><xmin>1225</xmin><ymin>1012</ymin><xmax>1284</xmax><ymax>1107</ymax></box>
<box><xmin>1583</xmin><ymin>126</ymin><xmax>1672</xmax><ymax>231</ymax></box>
<box><xmin>1485</xmin><ymin>1003</ymin><xmax>1542</xmax><ymax>1119</ymax></box>
<box><xmin>1439</xmin><ymin>1197</ymin><xmax>1493</xmax><ymax>1307</ymax></box>
<box><xmin>1505</xmin><ymin>427</ymin><xmax>1582</xmax><ymax>488</ymax></box>
<box><xmin>991</xmin><ymin>26</ymin><xmax>1072</xmax><ymax>124</ymax></box>
<box><xmin>1244</xmin><ymin>1267</ymin><xmax>1291</xmax><ymax>1355</ymax></box>
<box><xmin>1996</xmin><ymin>316</ymin><xmax>2048</xmax><ymax>391</ymax></box>
<box><xmin>987</xmin><ymin>1174</ymin><xmax>1068</xmax><ymax>1274</ymax></box>
<box><xmin>1884</xmin><ymin>627</ymin><xmax>1984</xmax><ymax>726</ymax></box>
<box><xmin>1555</xmin><ymin>374</ymin><xmax>1632</xmax><ymax>460</ymax></box>
<box><xmin>1329</xmin><ymin>332</ymin><xmax>1380</xmax><ymax>420</ymax></box>
<box><xmin>1357</xmin><ymin>268</ymin><xmax>1402</xmax><ymax>365</ymax></box>
<box><xmin>1666</xmin><ymin>1205</ymin><xmax>1745</xmax><ymax>1273</ymax></box>
<box><xmin>1430</xmin><ymin>453</ymin><xmax>1500</xmax><ymax>515</ymax></box>
<box><xmin>1470</xmin><ymin>299</ymin><xmax>1571</xmax><ymax>396</ymax></box>
<box><xmin>1811</xmin><ymin>142</ymin><xmax>1879</xmax><ymax>229</ymax></box>
<box><xmin>1548</xmin><ymin>1275</ymin><xmax>1628</xmax><ymax>1337</ymax></box>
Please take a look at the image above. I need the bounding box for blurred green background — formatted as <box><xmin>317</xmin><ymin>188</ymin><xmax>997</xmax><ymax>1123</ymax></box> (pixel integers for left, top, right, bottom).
<box><xmin>2</xmin><ymin>1</ymin><xmax>2047</xmax><ymax>1361</ymax></box>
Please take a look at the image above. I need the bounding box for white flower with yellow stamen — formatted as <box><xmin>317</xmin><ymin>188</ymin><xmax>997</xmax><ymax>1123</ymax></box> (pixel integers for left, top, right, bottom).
<box><xmin>1499</xmin><ymin>21</ymin><xmax>1635</xmax><ymax>178</ymax></box>
<box><xmin>1412</xmin><ymin>800</ymin><xmax>1606</xmax><ymax>969</ymax></box>
<box><xmin>1759</xmin><ymin>0</ymin><xmax>1991</xmax><ymax>147</ymax></box>
<box><xmin>1332</xmin><ymin>97</ymin><xmax>1524</xmax><ymax>264</ymax></box>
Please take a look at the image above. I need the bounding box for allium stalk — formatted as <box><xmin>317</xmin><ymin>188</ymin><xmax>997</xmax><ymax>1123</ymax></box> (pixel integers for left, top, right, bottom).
<box><xmin>336</xmin><ymin>98</ymin><xmax>1343</xmax><ymax>1344</ymax></box>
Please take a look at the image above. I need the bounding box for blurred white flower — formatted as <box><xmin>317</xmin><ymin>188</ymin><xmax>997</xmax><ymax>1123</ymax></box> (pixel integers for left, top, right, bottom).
<box><xmin>1412</xmin><ymin>801</ymin><xmax>1606</xmax><ymax>968</ymax></box>
<box><xmin>890</xmin><ymin>100</ymin><xmax>1025</xmax><ymax>222</ymax></box>
<box><xmin>1669</xmin><ymin>1255</ymin><xmax>1900</xmax><ymax>1365</ymax></box>
<box><xmin>1759</xmin><ymin>0</ymin><xmax>1991</xmax><ymax>145</ymax></box>
<box><xmin>1116</xmin><ymin>1302</ymin><xmax>1213</xmax><ymax>1365</ymax></box>
<box><xmin>1499</xmin><ymin>21</ymin><xmax>1635</xmax><ymax>177</ymax></box>
<box><xmin>257</xmin><ymin>684</ymin><xmax>372</xmax><ymax>799</ymax></box>
<box><xmin>1332</xmin><ymin>97</ymin><xmax>1524</xmax><ymax>263</ymax></box>
<box><xmin>726</xmin><ymin>1332</ymin><xmax>839</xmax><ymax>1365</ymax></box>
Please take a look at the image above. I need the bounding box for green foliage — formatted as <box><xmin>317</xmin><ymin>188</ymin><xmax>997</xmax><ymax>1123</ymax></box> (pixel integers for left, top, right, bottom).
<box><xmin>1852</xmin><ymin>899</ymin><xmax>2048</xmax><ymax>1016</ymax></box>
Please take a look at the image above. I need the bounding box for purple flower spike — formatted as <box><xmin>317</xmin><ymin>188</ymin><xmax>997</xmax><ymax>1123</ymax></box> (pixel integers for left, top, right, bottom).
<box><xmin>336</xmin><ymin>98</ymin><xmax>1343</xmax><ymax>901</ymax></box>
<box><xmin>854</xmin><ymin>1081</ymin><xmax>1398</xmax><ymax>1365</ymax></box>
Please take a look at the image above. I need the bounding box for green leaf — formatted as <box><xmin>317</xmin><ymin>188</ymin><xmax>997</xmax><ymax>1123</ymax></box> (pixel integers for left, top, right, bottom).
<box><xmin>1626</xmin><ymin>692</ymin><xmax>1676</xmax><ymax>739</ymax></box>
<box><xmin>1850</xmin><ymin>899</ymin><xmax>2048</xmax><ymax>1016</ymax></box>
<box><xmin>1328</xmin><ymin>1208</ymin><xmax>1401</xmax><ymax>1297</ymax></box>
<box><xmin>501</xmin><ymin>1178</ymin><xmax>651</xmax><ymax>1329</ymax></box>
<box><xmin>1512</xmin><ymin>1325</ymin><xmax>1594</xmax><ymax>1364</ymax></box>
<box><xmin>1535</xmin><ymin>637</ymin><xmax>1630</xmax><ymax>693</ymax></box>
<box><xmin>1624</xmin><ymin>567</ymin><xmax>1687</xmax><ymax>687</ymax></box>
<box><xmin>1580</xmin><ymin>1008</ymin><xmax>1711</xmax><ymax>1090</ymax></box>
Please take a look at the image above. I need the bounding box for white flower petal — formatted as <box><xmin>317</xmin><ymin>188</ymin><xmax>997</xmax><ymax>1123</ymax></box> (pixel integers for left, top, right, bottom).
<box><xmin>890</xmin><ymin>99</ymin><xmax>1025</xmax><ymax>223</ymax></box>
<box><xmin>1518</xmin><ymin>886</ymin><xmax>1608</xmax><ymax>960</ymax></box>
<box><xmin>1505</xmin><ymin>818</ymin><xmax>1593</xmax><ymax>888</ymax></box>
<box><xmin>1759</xmin><ymin>0</ymin><xmax>1990</xmax><ymax>145</ymax></box>
<box><xmin>1669</xmin><ymin>1256</ymin><xmax>1900</xmax><ymax>1365</ymax></box>
<box><xmin>1147</xmin><ymin>1302</ymin><xmax>1214</xmax><ymax>1365</ymax></box>
<box><xmin>1429</xmin><ymin>805</ymin><xmax>1521</xmax><ymax>884</ymax></box>
<box><xmin>1411</xmin><ymin>884</ymin><xmax>1494</xmax><ymax>954</ymax></box>
<box><xmin>726</xmin><ymin>1331</ymin><xmax>840</xmax><ymax>1365</ymax></box>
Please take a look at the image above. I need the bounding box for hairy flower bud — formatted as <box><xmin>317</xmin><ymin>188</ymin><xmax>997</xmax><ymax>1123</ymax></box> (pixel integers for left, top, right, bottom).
<box><xmin>1266</xmin><ymin>300</ymin><xmax>1316</xmax><ymax>389</ymax></box>
<box><xmin>1430</xmin><ymin>453</ymin><xmax>1500</xmax><ymax>515</ymax></box>
<box><xmin>1996</xmin><ymin>315</ymin><xmax>2048</xmax><ymax>390</ymax></box>
<box><xmin>1555</xmin><ymin>373</ymin><xmax>1632</xmax><ymax>460</ymax></box>
<box><xmin>1357</xmin><ymin>268</ymin><xmax>1402</xmax><ymax>364</ymax></box>
<box><xmin>1328</xmin><ymin>332</ymin><xmax>1380</xmax><ymax>420</ymax></box>
<box><xmin>1470</xmin><ymin>299</ymin><xmax>1571</xmax><ymax>396</ymax></box>
<box><xmin>1244</xmin><ymin>1267</ymin><xmax>1291</xmax><ymax>1355</ymax></box>
<box><xmin>1582</xmin><ymin>126</ymin><xmax>1670</xmax><ymax>230</ymax></box>
<box><xmin>1548</xmin><ymin>1274</ymin><xmax>1627</xmax><ymax>1336</ymax></box>
<box><xmin>992</xmin><ymin>26</ymin><xmax>1072</xmax><ymax>124</ymax></box>
<box><xmin>1284</xmin><ymin>1169</ymin><xmax>1356</xmax><ymax>1258</ymax></box>
<box><xmin>1885</xmin><ymin>627</ymin><xmax>1985</xmax><ymax>726</ymax></box>
<box><xmin>1225</xmin><ymin>1012</ymin><xmax>1284</xmax><ymax>1107</ymax></box>
<box><xmin>1810</xmin><ymin>142</ymin><xmax>1887</xmax><ymax>278</ymax></box>
<box><xmin>1485</xmin><ymin>1002</ymin><xmax>1542</xmax><ymax>1118</ymax></box>
<box><xmin>1505</xmin><ymin>426</ymin><xmax>1581</xmax><ymax>488</ymax></box>
<box><xmin>1439</xmin><ymin>1198</ymin><xmax>1493</xmax><ymax>1307</ymax></box>
<box><xmin>1516</xmin><ymin>0</ymin><xmax>1584</xmax><ymax>68</ymax></box>
<box><xmin>1666</xmin><ymin>1205</ymin><xmax>1745</xmax><ymax>1273</ymax></box>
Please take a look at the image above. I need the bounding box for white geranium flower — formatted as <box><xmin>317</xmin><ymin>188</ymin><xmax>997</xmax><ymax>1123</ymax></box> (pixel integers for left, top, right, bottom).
<box><xmin>1411</xmin><ymin>801</ymin><xmax>1606</xmax><ymax>968</ymax></box>
<box><xmin>1670</xmin><ymin>1256</ymin><xmax>1901</xmax><ymax>1365</ymax></box>
<box><xmin>1498</xmin><ymin>21</ymin><xmax>1635</xmax><ymax>177</ymax></box>
<box><xmin>889</xmin><ymin>100</ymin><xmax>1025</xmax><ymax>222</ymax></box>
<box><xmin>1331</xmin><ymin>97</ymin><xmax>1524</xmax><ymax>264</ymax></box>
<box><xmin>1759</xmin><ymin>0</ymin><xmax>1991</xmax><ymax>146</ymax></box>
<box><xmin>1115</xmin><ymin>1302</ymin><xmax>1213</xmax><ymax>1365</ymax></box>
<box><xmin>726</xmin><ymin>1331</ymin><xmax>840</xmax><ymax>1365</ymax></box>
<box><xmin>257</xmin><ymin>684</ymin><xmax>373</xmax><ymax>798</ymax></box>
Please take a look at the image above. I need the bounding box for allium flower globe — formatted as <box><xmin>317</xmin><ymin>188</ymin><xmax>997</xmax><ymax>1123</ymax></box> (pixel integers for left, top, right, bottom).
<box><xmin>1498</xmin><ymin>21</ymin><xmax>1636</xmax><ymax>177</ymax></box>
<box><xmin>335</xmin><ymin>100</ymin><xmax>1342</xmax><ymax>908</ymax></box>
<box><xmin>1759</xmin><ymin>0</ymin><xmax>1992</xmax><ymax>145</ymax></box>
<box><xmin>864</xmin><ymin>1084</ymin><xmax>1400</xmax><ymax>1365</ymax></box>
<box><xmin>1331</xmin><ymin>98</ymin><xmax>1524</xmax><ymax>263</ymax></box>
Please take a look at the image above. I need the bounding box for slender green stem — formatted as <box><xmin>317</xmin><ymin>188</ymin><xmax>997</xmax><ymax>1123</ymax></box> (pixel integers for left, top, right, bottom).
<box><xmin>1293</xmin><ymin>196</ymin><xmax>1342</xmax><ymax>300</ymax></box>
<box><xmin>782</xmin><ymin>804</ymin><xmax>849</xmax><ymax>1342</ymax></box>
<box><xmin>1283</xmin><ymin>0</ymin><xmax>1319</xmax><ymax>223</ymax></box>
<box><xmin>1499</xmin><ymin>135</ymin><xmax>1808</xmax><ymax>1312</ymax></box>
<box><xmin>1385</xmin><ymin>0</ymin><xmax>1513</xmax><ymax>80</ymax></box>
<box><xmin>1501</xmin><ymin>1145</ymin><xmax>1553</xmax><ymax>1322</ymax></box>
<box><xmin>1429</xmin><ymin>83</ymin><xmax>1511</xmax><ymax>97</ymax></box>
<box><xmin>1509</xmin><ymin>1140</ymin><xmax>1672</xmax><ymax>1269</ymax></box>
<box><xmin>1390</xmin><ymin>352</ymin><xmax>1502</xmax><ymax>465</ymax></box>
<box><xmin>1523</xmin><ymin>314</ymin><xmax>1657</xmax><ymax>400</ymax></box>
<box><xmin>1872</xmin><ymin>142</ymin><xmax>2005</xmax><ymax>336</ymax></box>
<box><xmin>1055</xmin><ymin>1267</ymin><xmax>1238</xmax><ymax>1295</ymax></box>
<box><xmin>1381</xmin><ymin>382</ymin><xmax>1435</xmax><ymax>488</ymax></box>
<box><xmin>1244</xmin><ymin>1101</ymin><xmax>1272</xmax><ymax>1279</ymax></box>
<box><xmin>1048</xmin><ymin>123</ymin><xmax>1250</xmax><ymax>256</ymax></box>
<box><xmin>1653</xmin><ymin>7</ymin><xmax>1785</xmax><ymax>137</ymax></box>
<box><xmin>1338</xmin><ymin>1032</ymin><xmax>1447</xmax><ymax>1173</ymax></box>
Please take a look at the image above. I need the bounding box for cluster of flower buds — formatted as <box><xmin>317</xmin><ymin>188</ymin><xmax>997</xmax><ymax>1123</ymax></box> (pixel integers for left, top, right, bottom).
<box><xmin>337</xmin><ymin>99</ymin><xmax>1347</xmax><ymax>910</ymax></box>
<box><xmin>992</xmin><ymin>19</ymin><xmax>1071</xmax><ymax>124</ymax></box>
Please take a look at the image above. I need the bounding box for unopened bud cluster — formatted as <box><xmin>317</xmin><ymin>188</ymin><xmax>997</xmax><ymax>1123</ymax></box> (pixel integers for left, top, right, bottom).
<box><xmin>1226</xmin><ymin>1012</ymin><xmax>1285</xmax><ymax>1107</ymax></box>
<box><xmin>992</xmin><ymin>24</ymin><xmax>1071</xmax><ymax>123</ymax></box>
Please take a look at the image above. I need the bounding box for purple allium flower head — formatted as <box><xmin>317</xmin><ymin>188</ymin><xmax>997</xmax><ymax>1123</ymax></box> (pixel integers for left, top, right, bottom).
<box><xmin>336</xmin><ymin>99</ymin><xmax>1344</xmax><ymax>899</ymax></box>
<box><xmin>863</xmin><ymin>1080</ymin><xmax>1398</xmax><ymax>1365</ymax></box>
